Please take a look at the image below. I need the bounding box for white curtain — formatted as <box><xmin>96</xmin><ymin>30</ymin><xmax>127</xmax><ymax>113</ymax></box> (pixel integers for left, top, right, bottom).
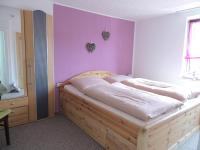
<box><xmin>0</xmin><ymin>7</ymin><xmax>21</xmax><ymax>89</ymax></box>
<box><xmin>0</xmin><ymin>31</ymin><xmax>7</xmax><ymax>85</ymax></box>
<box><xmin>0</xmin><ymin>29</ymin><xmax>19</xmax><ymax>88</ymax></box>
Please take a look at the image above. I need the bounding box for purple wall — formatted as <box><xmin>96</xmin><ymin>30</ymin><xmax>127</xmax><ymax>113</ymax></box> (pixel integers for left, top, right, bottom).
<box><xmin>54</xmin><ymin>4</ymin><xmax>135</xmax><ymax>111</ymax></box>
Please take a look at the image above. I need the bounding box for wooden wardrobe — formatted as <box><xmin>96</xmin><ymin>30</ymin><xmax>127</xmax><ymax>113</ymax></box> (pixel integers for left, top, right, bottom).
<box><xmin>0</xmin><ymin>9</ymin><xmax>55</xmax><ymax>126</ymax></box>
<box><xmin>24</xmin><ymin>10</ymin><xmax>55</xmax><ymax>121</ymax></box>
<box><xmin>23</xmin><ymin>11</ymin><xmax>55</xmax><ymax>121</ymax></box>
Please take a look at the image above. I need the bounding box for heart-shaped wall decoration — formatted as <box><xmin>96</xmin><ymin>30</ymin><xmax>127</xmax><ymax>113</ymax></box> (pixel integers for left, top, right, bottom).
<box><xmin>86</xmin><ymin>43</ymin><xmax>96</xmax><ymax>53</ymax></box>
<box><xmin>102</xmin><ymin>31</ymin><xmax>110</xmax><ymax>41</ymax></box>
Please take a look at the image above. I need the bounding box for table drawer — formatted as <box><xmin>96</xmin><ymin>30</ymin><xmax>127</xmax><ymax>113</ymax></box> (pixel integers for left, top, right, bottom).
<box><xmin>9</xmin><ymin>106</ymin><xmax>28</xmax><ymax>117</ymax></box>
<box><xmin>0</xmin><ymin>97</ymin><xmax>28</xmax><ymax>109</ymax></box>
<box><xmin>9</xmin><ymin>114</ymin><xmax>29</xmax><ymax>127</ymax></box>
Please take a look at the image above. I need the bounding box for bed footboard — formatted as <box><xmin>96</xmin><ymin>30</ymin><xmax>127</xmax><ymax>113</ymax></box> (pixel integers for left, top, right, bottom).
<box><xmin>62</xmin><ymin>91</ymin><xmax>140</xmax><ymax>150</ymax></box>
<box><xmin>137</xmin><ymin>104</ymin><xmax>200</xmax><ymax>150</ymax></box>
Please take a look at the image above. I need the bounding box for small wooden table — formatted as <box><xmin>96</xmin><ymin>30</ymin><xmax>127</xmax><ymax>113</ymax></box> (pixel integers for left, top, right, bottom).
<box><xmin>0</xmin><ymin>109</ymin><xmax>11</xmax><ymax>145</ymax></box>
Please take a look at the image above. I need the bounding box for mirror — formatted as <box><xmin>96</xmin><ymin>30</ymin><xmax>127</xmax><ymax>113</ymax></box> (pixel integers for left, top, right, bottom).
<box><xmin>0</xmin><ymin>6</ymin><xmax>26</xmax><ymax>100</ymax></box>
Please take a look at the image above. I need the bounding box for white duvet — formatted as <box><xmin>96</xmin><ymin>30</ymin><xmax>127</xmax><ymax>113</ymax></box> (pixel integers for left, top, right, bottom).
<box><xmin>83</xmin><ymin>83</ymin><xmax>183</xmax><ymax>121</ymax></box>
<box><xmin>121</xmin><ymin>78</ymin><xmax>199</xmax><ymax>101</ymax></box>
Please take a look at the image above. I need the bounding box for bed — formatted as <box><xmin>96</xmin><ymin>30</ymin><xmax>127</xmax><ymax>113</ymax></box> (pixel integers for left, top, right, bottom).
<box><xmin>58</xmin><ymin>71</ymin><xmax>200</xmax><ymax>150</ymax></box>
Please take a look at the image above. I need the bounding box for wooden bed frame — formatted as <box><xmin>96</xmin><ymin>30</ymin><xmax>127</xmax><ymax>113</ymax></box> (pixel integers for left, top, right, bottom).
<box><xmin>58</xmin><ymin>71</ymin><xmax>200</xmax><ymax>150</ymax></box>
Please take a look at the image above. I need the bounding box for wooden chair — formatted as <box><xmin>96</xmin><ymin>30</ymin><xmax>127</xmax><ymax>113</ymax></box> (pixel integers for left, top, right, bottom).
<box><xmin>0</xmin><ymin>109</ymin><xmax>11</xmax><ymax>145</ymax></box>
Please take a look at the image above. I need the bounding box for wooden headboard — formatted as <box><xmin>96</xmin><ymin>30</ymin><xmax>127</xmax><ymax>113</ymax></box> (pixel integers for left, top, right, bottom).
<box><xmin>57</xmin><ymin>70</ymin><xmax>113</xmax><ymax>87</ymax></box>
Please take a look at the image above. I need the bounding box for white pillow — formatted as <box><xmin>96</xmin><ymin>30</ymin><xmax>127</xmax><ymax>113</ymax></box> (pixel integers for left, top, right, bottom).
<box><xmin>104</xmin><ymin>75</ymin><xmax>132</xmax><ymax>83</ymax></box>
<box><xmin>70</xmin><ymin>77</ymin><xmax>109</xmax><ymax>92</ymax></box>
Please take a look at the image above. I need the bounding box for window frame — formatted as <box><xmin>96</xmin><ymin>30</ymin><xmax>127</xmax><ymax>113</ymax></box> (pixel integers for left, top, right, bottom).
<box><xmin>182</xmin><ymin>18</ymin><xmax>200</xmax><ymax>80</ymax></box>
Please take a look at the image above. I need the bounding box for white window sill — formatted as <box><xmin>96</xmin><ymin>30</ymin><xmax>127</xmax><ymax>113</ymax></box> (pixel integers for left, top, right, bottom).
<box><xmin>182</xmin><ymin>74</ymin><xmax>200</xmax><ymax>81</ymax></box>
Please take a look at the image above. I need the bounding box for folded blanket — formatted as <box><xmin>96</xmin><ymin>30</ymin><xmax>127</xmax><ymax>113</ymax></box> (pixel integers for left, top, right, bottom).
<box><xmin>83</xmin><ymin>83</ymin><xmax>182</xmax><ymax>121</ymax></box>
<box><xmin>121</xmin><ymin>78</ymin><xmax>196</xmax><ymax>101</ymax></box>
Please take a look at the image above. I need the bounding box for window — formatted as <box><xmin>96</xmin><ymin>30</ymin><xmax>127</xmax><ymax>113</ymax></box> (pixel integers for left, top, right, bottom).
<box><xmin>0</xmin><ymin>31</ymin><xmax>6</xmax><ymax>84</ymax></box>
<box><xmin>183</xmin><ymin>19</ymin><xmax>200</xmax><ymax>80</ymax></box>
<box><xmin>0</xmin><ymin>29</ymin><xmax>19</xmax><ymax>87</ymax></box>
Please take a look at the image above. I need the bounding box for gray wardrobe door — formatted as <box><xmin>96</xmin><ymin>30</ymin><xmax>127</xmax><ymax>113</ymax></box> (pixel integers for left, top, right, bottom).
<box><xmin>33</xmin><ymin>10</ymin><xmax>48</xmax><ymax>119</ymax></box>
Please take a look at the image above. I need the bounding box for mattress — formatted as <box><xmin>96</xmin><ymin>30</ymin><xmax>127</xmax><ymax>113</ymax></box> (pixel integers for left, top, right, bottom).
<box><xmin>64</xmin><ymin>84</ymin><xmax>200</xmax><ymax>129</ymax></box>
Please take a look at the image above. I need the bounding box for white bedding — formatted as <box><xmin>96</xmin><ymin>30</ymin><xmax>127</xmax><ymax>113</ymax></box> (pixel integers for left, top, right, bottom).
<box><xmin>64</xmin><ymin>84</ymin><xmax>200</xmax><ymax>128</ymax></box>
<box><xmin>83</xmin><ymin>83</ymin><xmax>182</xmax><ymax>121</ymax></box>
<box><xmin>122</xmin><ymin>78</ymin><xmax>196</xmax><ymax>101</ymax></box>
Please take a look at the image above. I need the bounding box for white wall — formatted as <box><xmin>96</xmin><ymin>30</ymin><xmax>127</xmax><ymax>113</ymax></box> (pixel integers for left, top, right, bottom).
<box><xmin>133</xmin><ymin>8</ymin><xmax>200</xmax><ymax>87</ymax></box>
<box><xmin>0</xmin><ymin>6</ymin><xmax>21</xmax><ymax>32</ymax></box>
<box><xmin>0</xmin><ymin>0</ymin><xmax>53</xmax><ymax>15</ymax></box>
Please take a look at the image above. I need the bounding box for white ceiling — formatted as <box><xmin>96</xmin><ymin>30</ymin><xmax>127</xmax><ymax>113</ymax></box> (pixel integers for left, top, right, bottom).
<box><xmin>55</xmin><ymin>0</ymin><xmax>200</xmax><ymax>20</ymax></box>
<box><xmin>0</xmin><ymin>0</ymin><xmax>200</xmax><ymax>20</ymax></box>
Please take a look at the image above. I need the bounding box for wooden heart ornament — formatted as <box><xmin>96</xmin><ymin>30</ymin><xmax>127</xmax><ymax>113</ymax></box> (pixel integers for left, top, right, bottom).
<box><xmin>102</xmin><ymin>31</ymin><xmax>110</xmax><ymax>41</ymax></box>
<box><xmin>86</xmin><ymin>43</ymin><xmax>96</xmax><ymax>53</ymax></box>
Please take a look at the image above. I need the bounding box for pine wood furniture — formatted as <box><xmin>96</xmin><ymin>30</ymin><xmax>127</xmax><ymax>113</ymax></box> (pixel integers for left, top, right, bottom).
<box><xmin>0</xmin><ymin>10</ymin><xmax>29</xmax><ymax>127</ymax></box>
<box><xmin>0</xmin><ymin>97</ymin><xmax>28</xmax><ymax>127</ymax></box>
<box><xmin>0</xmin><ymin>8</ymin><xmax>55</xmax><ymax>127</ymax></box>
<box><xmin>24</xmin><ymin>10</ymin><xmax>55</xmax><ymax>121</ymax></box>
<box><xmin>58</xmin><ymin>71</ymin><xmax>200</xmax><ymax>150</ymax></box>
<box><xmin>0</xmin><ymin>109</ymin><xmax>11</xmax><ymax>145</ymax></box>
